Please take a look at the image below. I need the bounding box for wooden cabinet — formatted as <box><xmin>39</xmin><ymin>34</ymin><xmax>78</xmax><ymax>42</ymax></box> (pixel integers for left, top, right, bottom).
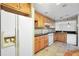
<box><xmin>44</xmin><ymin>35</ymin><xmax>48</xmax><ymax>47</ymax></box>
<box><xmin>38</xmin><ymin>16</ymin><xmax>44</xmax><ymax>27</ymax></box>
<box><xmin>35</xmin><ymin>11</ymin><xmax>55</xmax><ymax>28</ymax></box>
<box><xmin>54</xmin><ymin>32</ymin><xmax>67</xmax><ymax>43</ymax></box>
<box><xmin>1</xmin><ymin>3</ymin><xmax>31</xmax><ymax>16</ymax></box>
<box><xmin>54</xmin><ymin>33</ymin><xmax>58</xmax><ymax>41</ymax></box>
<box><xmin>61</xmin><ymin>32</ymin><xmax>67</xmax><ymax>42</ymax></box>
<box><xmin>34</xmin><ymin>37</ymin><xmax>40</xmax><ymax>53</ymax></box>
<box><xmin>19</xmin><ymin>3</ymin><xmax>31</xmax><ymax>15</ymax></box>
<box><xmin>2</xmin><ymin>3</ymin><xmax>19</xmax><ymax>10</ymax></box>
<box><xmin>34</xmin><ymin>35</ymin><xmax>48</xmax><ymax>53</ymax></box>
<box><xmin>35</xmin><ymin>12</ymin><xmax>45</xmax><ymax>28</ymax></box>
<box><xmin>0</xmin><ymin>3</ymin><xmax>1</xmax><ymax>10</ymax></box>
<box><xmin>39</xmin><ymin>36</ymin><xmax>45</xmax><ymax>49</ymax></box>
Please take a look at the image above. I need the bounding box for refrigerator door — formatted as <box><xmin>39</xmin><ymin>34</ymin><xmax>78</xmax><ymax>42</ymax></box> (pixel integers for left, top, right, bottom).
<box><xmin>18</xmin><ymin>15</ymin><xmax>33</xmax><ymax>56</ymax></box>
<box><xmin>1</xmin><ymin>10</ymin><xmax>16</xmax><ymax>56</ymax></box>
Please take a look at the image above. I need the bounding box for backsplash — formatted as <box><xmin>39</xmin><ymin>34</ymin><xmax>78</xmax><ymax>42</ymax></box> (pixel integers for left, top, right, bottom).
<box><xmin>35</xmin><ymin>28</ymin><xmax>55</xmax><ymax>35</ymax></box>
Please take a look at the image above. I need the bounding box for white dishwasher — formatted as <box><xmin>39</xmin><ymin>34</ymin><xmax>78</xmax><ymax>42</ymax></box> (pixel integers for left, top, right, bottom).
<box><xmin>48</xmin><ymin>33</ymin><xmax>54</xmax><ymax>46</ymax></box>
<box><xmin>67</xmin><ymin>34</ymin><xmax>76</xmax><ymax>45</ymax></box>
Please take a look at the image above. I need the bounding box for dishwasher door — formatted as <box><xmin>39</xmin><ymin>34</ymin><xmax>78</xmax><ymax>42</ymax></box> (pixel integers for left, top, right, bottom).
<box><xmin>48</xmin><ymin>33</ymin><xmax>54</xmax><ymax>46</ymax></box>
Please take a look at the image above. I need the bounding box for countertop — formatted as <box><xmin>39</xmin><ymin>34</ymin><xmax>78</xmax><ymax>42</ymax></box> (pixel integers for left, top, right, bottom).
<box><xmin>35</xmin><ymin>30</ymin><xmax>77</xmax><ymax>37</ymax></box>
<box><xmin>35</xmin><ymin>32</ymin><xmax>54</xmax><ymax>37</ymax></box>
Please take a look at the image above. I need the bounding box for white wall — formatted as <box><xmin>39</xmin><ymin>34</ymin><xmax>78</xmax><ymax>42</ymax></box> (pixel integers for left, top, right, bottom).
<box><xmin>55</xmin><ymin>20</ymin><xmax>76</xmax><ymax>31</ymax></box>
<box><xmin>1</xmin><ymin>10</ymin><xmax>16</xmax><ymax>56</ymax></box>
<box><xmin>18</xmin><ymin>15</ymin><xmax>33</xmax><ymax>56</ymax></box>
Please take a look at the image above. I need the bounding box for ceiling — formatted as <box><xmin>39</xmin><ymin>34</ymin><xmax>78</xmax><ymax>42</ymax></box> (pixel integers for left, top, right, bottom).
<box><xmin>34</xmin><ymin>3</ymin><xmax>79</xmax><ymax>21</ymax></box>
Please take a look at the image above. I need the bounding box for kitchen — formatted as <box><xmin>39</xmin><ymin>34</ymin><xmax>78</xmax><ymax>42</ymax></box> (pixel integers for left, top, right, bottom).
<box><xmin>0</xmin><ymin>3</ymin><xmax>79</xmax><ymax>56</ymax></box>
<box><xmin>34</xmin><ymin>3</ymin><xmax>79</xmax><ymax>56</ymax></box>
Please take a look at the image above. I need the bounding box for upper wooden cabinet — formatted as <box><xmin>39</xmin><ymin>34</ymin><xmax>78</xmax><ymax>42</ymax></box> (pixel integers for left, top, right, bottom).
<box><xmin>38</xmin><ymin>15</ymin><xmax>44</xmax><ymax>27</ymax></box>
<box><xmin>19</xmin><ymin>3</ymin><xmax>31</xmax><ymax>15</ymax></box>
<box><xmin>1</xmin><ymin>3</ymin><xmax>31</xmax><ymax>16</ymax></box>
<box><xmin>35</xmin><ymin>11</ymin><xmax>55</xmax><ymax>28</ymax></box>
<box><xmin>1</xmin><ymin>3</ymin><xmax>19</xmax><ymax>11</ymax></box>
<box><xmin>35</xmin><ymin>12</ymin><xmax>45</xmax><ymax>28</ymax></box>
<box><xmin>0</xmin><ymin>3</ymin><xmax>1</xmax><ymax>10</ymax></box>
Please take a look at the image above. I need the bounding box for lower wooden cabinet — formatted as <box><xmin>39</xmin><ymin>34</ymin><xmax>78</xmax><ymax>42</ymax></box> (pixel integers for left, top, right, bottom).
<box><xmin>44</xmin><ymin>35</ymin><xmax>48</xmax><ymax>47</ymax></box>
<box><xmin>34</xmin><ymin>37</ymin><xmax>40</xmax><ymax>53</ymax></box>
<box><xmin>54</xmin><ymin>32</ymin><xmax>67</xmax><ymax>43</ymax></box>
<box><xmin>34</xmin><ymin>35</ymin><xmax>48</xmax><ymax>53</ymax></box>
<box><xmin>39</xmin><ymin>36</ymin><xmax>45</xmax><ymax>49</ymax></box>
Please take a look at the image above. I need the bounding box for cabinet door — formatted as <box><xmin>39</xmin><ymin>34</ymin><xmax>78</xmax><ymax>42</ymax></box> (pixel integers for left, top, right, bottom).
<box><xmin>35</xmin><ymin>12</ymin><xmax>44</xmax><ymax>28</ymax></box>
<box><xmin>35</xmin><ymin>12</ymin><xmax>39</xmax><ymax>28</ymax></box>
<box><xmin>44</xmin><ymin>35</ymin><xmax>48</xmax><ymax>47</ymax></box>
<box><xmin>2</xmin><ymin>3</ymin><xmax>19</xmax><ymax>10</ymax></box>
<box><xmin>54</xmin><ymin>33</ymin><xmax>58</xmax><ymax>41</ymax></box>
<box><xmin>34</xmin><ymin>37</ymin><xmax>40</xmax><ymax>53</ymax></box>
<box><xmin>61</xmin><ymin>32</ymin><xmax>67</xmax><ymax>43</ymax></box>
<box><xmin>57</xmin><ymin>32</ymin><xmax>67</xmax><ymax>43</ymax></box>
<box><xmin>38</xmin><ymin>15</ymin><xmax>44</xmax><ymax>27</ymax></box>
<box><xmin>0</xmin><ymin>3</ymin><xmax>1</xmax><ymax>10</ymax></box>
<box><xmin>54</xmin><ymin>32</ymin><xmax>67</xmax><ymax>43</ymax></box>
<box><xmin>57</xmin><ymin>33</ymin><xmax>61</xmax><ymax>41</ymax></box>
<box><xmin>19</xmin><ymin>3</ymin><xmax>31</xmax><ymax>15</ymax></box>
<box><xmin>39</xmin><ymin>36</ymin><xmax>44</xmax><ymax>49</ymax></box>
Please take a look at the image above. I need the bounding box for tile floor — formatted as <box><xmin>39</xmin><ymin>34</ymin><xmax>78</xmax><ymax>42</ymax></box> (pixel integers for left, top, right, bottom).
<box><xmin>35</xmin><ymin>41</ymin><xmax>79</xmax><ymax>56</ymax></box>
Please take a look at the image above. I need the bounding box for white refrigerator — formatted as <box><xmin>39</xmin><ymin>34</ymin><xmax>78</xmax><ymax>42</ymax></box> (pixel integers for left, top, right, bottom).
<box><xmin>17</xmin><ymin>15</ymin><xmax>34</xmax><ymax>56</ymax></box>
<box><xmin>1</xmin><ymin>10</ymin><xmax>34</xmax><ymax>56</ymax></box>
